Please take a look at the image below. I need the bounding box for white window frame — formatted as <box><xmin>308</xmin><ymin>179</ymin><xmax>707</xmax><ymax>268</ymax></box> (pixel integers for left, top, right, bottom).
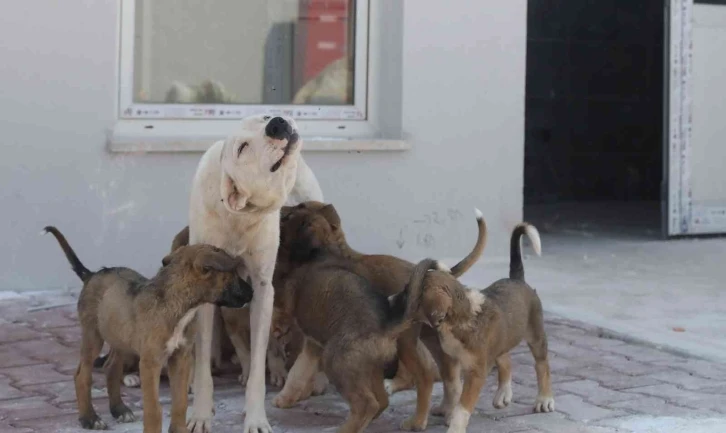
<box><xmin>110</xmin><ymin>0</ymin><xmax>406</xmax><ymax>151</ymax></box>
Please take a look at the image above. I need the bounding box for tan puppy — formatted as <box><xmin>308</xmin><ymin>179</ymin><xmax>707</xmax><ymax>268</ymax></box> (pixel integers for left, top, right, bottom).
<box><xmin>44</xmin><ymin>227</ymin><xmax>253</xmax><ymax>433</ymax></box>
<box><xmin>269</xmin><ymin>246</ymin><xmax>424</xmax><ymax>433</ymax></box>
<box><xmin>405</xmin><ymin>223</ymin><xmax>554</xmax><ymax>433</ymax></box>
<box><xmin>265</xmin><ymin>203</ymin><xmax>486</xmax><ymax>432</ymax></box>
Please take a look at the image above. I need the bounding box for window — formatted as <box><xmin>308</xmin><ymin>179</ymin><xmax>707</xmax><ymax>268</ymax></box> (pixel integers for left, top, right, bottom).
<box><xmin>117</xmin><ymin>0</ymin><xmax>375</xmax><ymax>139</ymax></box>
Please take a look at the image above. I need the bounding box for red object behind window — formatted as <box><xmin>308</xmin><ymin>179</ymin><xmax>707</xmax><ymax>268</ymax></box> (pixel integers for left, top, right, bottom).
<box><xmin>297</xmin><ymin>0</ymin><xmax>350</xmax><ymax>83</ymax></box>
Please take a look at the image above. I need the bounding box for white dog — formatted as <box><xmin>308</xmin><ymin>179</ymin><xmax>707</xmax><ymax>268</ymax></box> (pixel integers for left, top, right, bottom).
<box><xmin>187</xmin><ymin>114</ymin><xmax>319</xmax><ymax>433</ymax></box>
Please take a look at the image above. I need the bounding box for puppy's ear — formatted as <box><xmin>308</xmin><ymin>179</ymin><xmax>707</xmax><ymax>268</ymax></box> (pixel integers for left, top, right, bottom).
<box><xmin>318</xmin><ymin>204</ymin><xmax>341</xmax><ymax>229</ymax></box>
<box><xmin>161</xmin><ymin>254</ymin><xmax>173</xmax><ymax>267</ymax></box>
<box><xmin>220</xmin><ymin>173</ymin><xmax>248</xmax><ymax>212</ymax></box>
<box><xmin>170</xmin><ymin>226</ymin><xmax>190</xmax><ymax>253</ymax></box>
<box><xmin>194</xmin><ymin>248</ymin><xmax>237</xmax><ymax>274</ymax></box>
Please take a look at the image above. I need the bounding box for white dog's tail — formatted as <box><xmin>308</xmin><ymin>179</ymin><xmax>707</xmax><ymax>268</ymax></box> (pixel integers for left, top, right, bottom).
<box><xmin>509</xmin><ymin>223</ymin><xmax>542</xmax><ymax>281</ymax></box>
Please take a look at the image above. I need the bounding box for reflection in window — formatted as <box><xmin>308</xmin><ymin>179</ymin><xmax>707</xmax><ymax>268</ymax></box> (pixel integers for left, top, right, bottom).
<box><xmin>132</xmin><ymin>0</ymin><xmax>355</xmax><ymax>106</ymax></box>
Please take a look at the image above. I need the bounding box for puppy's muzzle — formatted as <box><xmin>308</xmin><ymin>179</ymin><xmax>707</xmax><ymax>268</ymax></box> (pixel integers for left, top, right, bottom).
<box><xmin>216</xmin><ymin>276</ymin><xmax>254</xmax><ymax>308</ymax></box>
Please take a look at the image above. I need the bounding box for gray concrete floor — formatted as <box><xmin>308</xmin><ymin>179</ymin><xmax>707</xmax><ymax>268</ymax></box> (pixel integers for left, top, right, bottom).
<box><xmin>446</xmin><ymin>201</ymin><xmax>726</xmax><ymax>363</ymax></box>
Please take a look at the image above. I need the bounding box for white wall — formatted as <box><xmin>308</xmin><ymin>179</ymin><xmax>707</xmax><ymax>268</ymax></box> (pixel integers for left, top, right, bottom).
<box><xmin>0</xmin><ymin>0</ymin><xmax>526</xmax><ymax>291</ymax></box>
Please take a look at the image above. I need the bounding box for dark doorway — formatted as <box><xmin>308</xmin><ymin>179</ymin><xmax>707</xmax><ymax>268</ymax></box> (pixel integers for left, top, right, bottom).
<box><xmin>524</xmin><ymin>0</ymin><xmax>665</xmax><ymax>239</ymax></box>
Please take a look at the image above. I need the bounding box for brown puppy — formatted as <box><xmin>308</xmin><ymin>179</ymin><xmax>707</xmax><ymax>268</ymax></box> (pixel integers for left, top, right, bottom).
<box><xmin>267</xmin><ymin>204</ymin><xmax>486</xmax><ymax>432</ymax></box>
<box><xmin>44</xmin><ymin>226</ymin><xmax>253</xmax><ymax>433</ymax></box>
<box><xmin>406</xmin><ymin>223</ymin><xmax>554</xmax><ymax>433</ymax></box>
<box><xmin>268</xmin><ymin>202</ymin><xmax>485</xmax><ymax>428</ymax></box>
<box><xmin>169</xmin><ymin>225</ymin><xmax>294</xmax><ymax>388</ymax></box>
<box><xmin>269</xmin><ymin>244</ymin><xmax>423</xmax><ymax>433</ymax></box>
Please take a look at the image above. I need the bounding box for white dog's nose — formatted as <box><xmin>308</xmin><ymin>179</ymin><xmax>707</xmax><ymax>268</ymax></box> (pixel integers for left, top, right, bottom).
<box><xmin>265</xmin><ymin>117</ymin><xmax>292</xmax><ymax>140</ymax></box>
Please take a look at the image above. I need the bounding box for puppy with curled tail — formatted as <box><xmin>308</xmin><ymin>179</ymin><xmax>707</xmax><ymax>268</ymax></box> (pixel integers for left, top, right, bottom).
<box><xmin>408</xmin><ymin>223</ymin><xmax>553</xmax><ymax>433</ymax></box>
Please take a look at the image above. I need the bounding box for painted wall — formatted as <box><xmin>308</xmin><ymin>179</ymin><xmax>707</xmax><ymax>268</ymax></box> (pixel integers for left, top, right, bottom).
<box><xmin>0</xmin><ymin>0</ymin><xmax>526</xmax><ymax>291</ymax></box>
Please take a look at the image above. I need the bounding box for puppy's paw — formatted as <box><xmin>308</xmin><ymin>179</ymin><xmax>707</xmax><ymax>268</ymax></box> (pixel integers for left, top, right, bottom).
<box><xmin>534</xmin><ymin>395</ymin><xmax>555</xmax><ymax>413</ymax></box>
<box><xmin>311</xmin><ymin>373</ymin><xmax>328</xmax><ymax>396</ymax></box>
<box><xmin>110</xmin><ymin>404</ymin><xmax>136</xmax><ymax>423</ymax></box>
<box><xmin>238</xmin><ymin>372</ymin><xmax>249</xmax><ymax>387</ymax></box>
<box><xmin>492</xmin><ymin>382</ymin><xmax>513</xmax><ymax>409</ymax></box>
<box><xmin>272</xmin><ymin>392</ymin><xmax>297</xmax><ymax>409</ymax></box>
<box><xmin>268</xmin><ymin>370</ymin><xmax>286</xmax><ymax>388</ymax></box>
<box><xmin>431</xmin><ymin>403</ymin><xmax>451</xmax><ymax>419</ymax></box>
<box><xmin>79</xmin><ymin>414</ymin><xmax>108</xmax><ymax>430</ymax></box>
<box><xmin>187</xmin><ymin>416</ymin><xmax>212</xmax><ymax>433</ymax></box>
<box><xmin>123</xmin><ymin>373</ymin><xmax>141</xmax><ymax>388</ymax></box>
<box><xmin>401</xmin><ymin>416</ymin><xmax>427</xmax><ymax>431</ymax></box>
<box><xmin>384</xmin><ymin>378</ymin><xmax>412</xmax><ymax>395</ymax></box>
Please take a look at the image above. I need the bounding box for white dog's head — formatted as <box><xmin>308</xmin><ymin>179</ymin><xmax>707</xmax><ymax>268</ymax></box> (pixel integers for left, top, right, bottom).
<box><xmin>219</xmin><ymin>114</ymin><xmax>302</xmax><ymax>214</ymax></box>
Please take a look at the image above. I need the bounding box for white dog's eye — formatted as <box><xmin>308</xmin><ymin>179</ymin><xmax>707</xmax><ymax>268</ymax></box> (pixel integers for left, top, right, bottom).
<box><xmin>263</xmin><ymin>115</ymin><xmax>271</xmax><ymax>121</ymax></box>
<box><xmin>237</xmin><ymin>142</ymin><xmax>248</xmax><ymax>157</ymax></box>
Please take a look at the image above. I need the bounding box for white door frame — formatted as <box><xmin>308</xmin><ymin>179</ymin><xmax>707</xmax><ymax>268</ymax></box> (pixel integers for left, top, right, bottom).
<box><xmin>665</xmin><ymin>0</ymin><xmax>693</xmax><ymax>236</ymax></box>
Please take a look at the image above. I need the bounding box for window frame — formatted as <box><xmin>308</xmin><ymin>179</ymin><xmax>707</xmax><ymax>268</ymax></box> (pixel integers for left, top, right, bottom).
<box><xmin>114</xmin><ymin>0</ymin><xmax>385</xmax><ymax>142</ymax></box>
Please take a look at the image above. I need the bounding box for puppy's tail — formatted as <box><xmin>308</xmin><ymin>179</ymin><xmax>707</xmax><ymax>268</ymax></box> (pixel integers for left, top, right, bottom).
<box><xmin>43</xmin><ymin>226</ymin><xmax>92</xmax><ymax>281</ymax></box>
<box><xmin>509</xmin><ymin>223</ymin><xmax>542</xmax><ymax>281</ymax></box>
<box><xmin>386</xmin><ymin>258</ymin><xmax>439</xmax><ymax>336</ymax></box>
<box><xmin>449</xmin><ymin>209</ymin><xmax>487</xmax><ymax>277</ymax></box>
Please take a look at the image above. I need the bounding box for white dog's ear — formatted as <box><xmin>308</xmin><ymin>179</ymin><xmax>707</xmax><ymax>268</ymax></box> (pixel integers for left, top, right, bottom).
<box><xmin>220</xmin><ymin>173</ymin><xmax>248</xmax><ymax>212</ymax></box>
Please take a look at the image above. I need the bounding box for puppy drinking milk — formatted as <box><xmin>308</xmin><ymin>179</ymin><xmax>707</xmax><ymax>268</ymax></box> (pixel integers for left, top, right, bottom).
<box><xmin>44</xmin><ymin>226</ymin><xmax>253</xmax><ymax>433</ymax></box>
<box><xmin>270</xmin><ymin>242</ymin><xmax>425</xmax><ymax>433</ymax></box>
<box><xmin>267</xmin><ymin>202</ymin><xmax>486</xmax><ymax>431</ymax></box>
<box><xmin>404</xmin><ymin>223</ymin><xmax>554</xmax><ymax>433</ymax></box>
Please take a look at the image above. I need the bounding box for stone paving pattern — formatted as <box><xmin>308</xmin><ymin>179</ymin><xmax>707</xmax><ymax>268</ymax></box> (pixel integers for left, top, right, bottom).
<box><xmin>1</xmin><ymin>291</ymin><xmax>725</xmax><ymax>433</ymax></box>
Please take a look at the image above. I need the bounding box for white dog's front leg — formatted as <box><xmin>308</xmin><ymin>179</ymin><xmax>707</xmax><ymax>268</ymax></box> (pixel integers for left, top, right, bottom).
<box><xmin>245</xmin><ymin>275</ymin><xmax>274</xmax><ymax>433</ymax></box>
<box><xmin>188</xmin><ymin>303</ymin><xmax>216</xmax><ymax>433</ymax></box>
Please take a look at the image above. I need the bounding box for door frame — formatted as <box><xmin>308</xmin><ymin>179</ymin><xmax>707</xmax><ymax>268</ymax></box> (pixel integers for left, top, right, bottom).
<box><xmin>663</xmin><ymin>0</ymin><xmax>693</xmax><ymax>237</ymax></box>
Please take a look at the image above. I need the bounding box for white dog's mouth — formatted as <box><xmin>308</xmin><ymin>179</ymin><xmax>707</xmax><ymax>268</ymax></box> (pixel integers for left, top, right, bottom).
<box><xmin>270</xmin><ymin>132</ymin><xmax>299</xmax><ymax>173</ymax></box>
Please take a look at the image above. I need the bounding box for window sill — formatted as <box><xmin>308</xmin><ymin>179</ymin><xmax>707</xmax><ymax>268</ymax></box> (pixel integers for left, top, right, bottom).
<box><xmin>107</xmin><ymin>133</ymin><xmax>409</xmax><ymax>153</ymax></box>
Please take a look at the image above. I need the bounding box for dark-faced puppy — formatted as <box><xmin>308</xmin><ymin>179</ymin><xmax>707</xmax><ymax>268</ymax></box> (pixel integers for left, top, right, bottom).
<box><xmin>44</xmin><ymin>227</ymin><xmax>253</xmax><ymax>433</ymax></box>
<box><xmin>407</xmin><ymin>223</ymin><xmax>553</xmax><ymax>433</ymax></box>
<box><xmin>269</xmin><ymin>246</ymin><xmax>423</xmax><ymax>433</ymax></box>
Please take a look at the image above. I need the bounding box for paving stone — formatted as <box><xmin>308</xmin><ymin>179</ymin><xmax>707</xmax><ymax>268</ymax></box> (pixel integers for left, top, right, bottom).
<box><xmin>22</xmin><ymin>380</ymin><xmax>107</xmax><ymax>405</ymax></box>
<box><xmin>623</xmin><ymin>383</ymin><xmax>726</xmax><ymax>414</ymax></box>
<box><xmin>1</xmin><ymin>364</ymin><xmax>69</xmax><ymax>387</ymax></box>
<box><xmin>558</xmin><ymin>365</ymin><xmax>664</xmax><ymax>390</ymax></box>
<box><xmin>554</xmin><ymin>394</ymin><xmax>625</xmax><ymax>422</ymax></box>
<box><xmin>0</xmin><ymin>326</ymin><xmax>48</xmax><ymax>345</ymax></box>
<box><xmin>646</xmin><ymin>370</ymin><xmax>726</xmax><ymax>391</ymax></box>
<box><xmin>0</xmin><ymin>298</ymin><xmax>721</xmax><ymax>433</ymax></box>
<box><xmin>0</xmin><ymin>396</ymin><xmax>74</xmax><ymax>422</ymax></box>
<box><xmin>47</xmin><ymin>327</ymin><xmax>81</xmax><ymax>346</ymax></box>
<box><xmin>11</xmin><ymin>413</ymin><xmax>82</xmax><ymax>432</ymax></box>
<box><xmin>596</xmin><ymin>353</ymin><xmax>669</xmax><ymax>376</ymax></box>
<box><xmin>514</xmin><ymin>412</ymin><xmax>622</xmax><ymax>433</ymax></box>
<box><xmin>669</xmin><ymin>359</ymin><xmax>726</xmax><ymax>381</ymax></box>
<box><xmin>604</xmin><ymin>344</ymin><xmax>684</xmax><ymax>364</ymax></box>
<box><xmin>558</xmin><ymin>380</ymin><xmax>641</xmax><ymax>406</ymax></box>
<box><xmin>8</xmin><ymin>338</ymin><xmax>75</xmax><ymax>361</ymax></box>
<box><xmin>0</xmin><ymin>377</ymin><xmax>36</xmax><ymax>402</ymax></box>
<box><xmin>609</xmin><ymin>395</ymin><xmax>719</xmax><ymax>418</ymax></box>
<box><xmin>23</xmin><ymin>309</ymin><xmax>77</xmax><ymax>330</ymax></box>
<box><xmin>0</xmin><ymin>426</ymin><xmax>33</xmax><ymax>433</ymax></box>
